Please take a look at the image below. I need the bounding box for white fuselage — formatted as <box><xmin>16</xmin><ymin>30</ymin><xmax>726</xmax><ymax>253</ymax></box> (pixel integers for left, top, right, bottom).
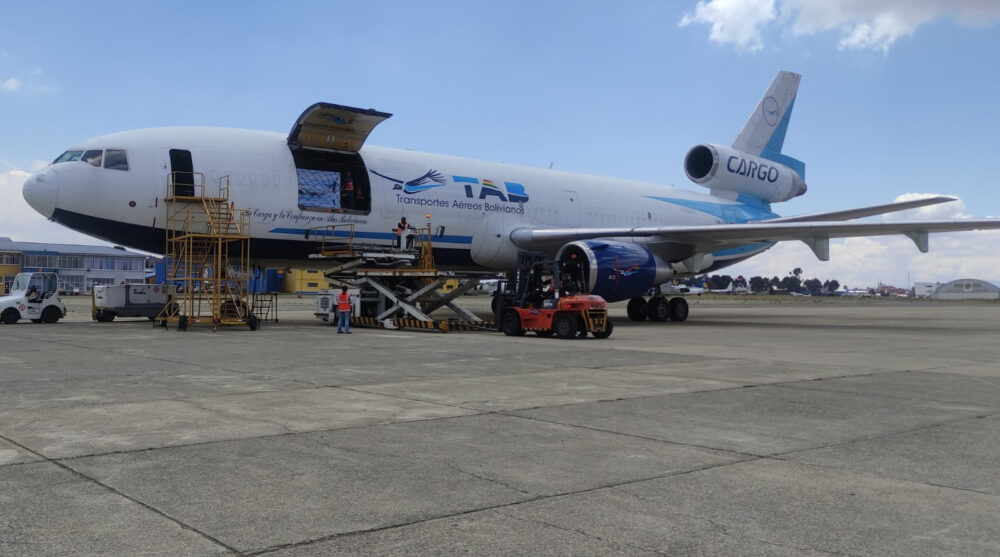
<box><xmin>23</xmin><ymin>127</ymin><xmax>775</xmax><ymax>272</ymax></box>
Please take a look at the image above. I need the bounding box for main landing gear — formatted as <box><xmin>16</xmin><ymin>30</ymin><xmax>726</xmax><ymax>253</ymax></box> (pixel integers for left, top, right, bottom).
<box><xmin>627</xmin><ymin>296</ymin><xmax>688</xmax><ymax>323</ymax></box>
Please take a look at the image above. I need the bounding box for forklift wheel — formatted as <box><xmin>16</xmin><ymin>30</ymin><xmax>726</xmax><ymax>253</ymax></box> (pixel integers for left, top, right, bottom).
<box><xmin>554</xmin><ymin>314</ymin><xmax>578</xmax><ymax>339</ymax></box>
<box><xmin>501</xmin><ymin>311</ymin><xmax>524</xmax><ymax>336</ymax></box>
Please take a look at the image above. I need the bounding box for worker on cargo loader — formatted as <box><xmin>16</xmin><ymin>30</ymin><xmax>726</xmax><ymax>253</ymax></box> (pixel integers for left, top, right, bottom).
<box><xmin>395</xmin><ymin>217</ymin><xmax>414</xmax><ymax>249</ymax></box>
<box><xmin>336</xmin><ymin>285</ymin><xmax>352</xmax><ymax>334</ymax></box>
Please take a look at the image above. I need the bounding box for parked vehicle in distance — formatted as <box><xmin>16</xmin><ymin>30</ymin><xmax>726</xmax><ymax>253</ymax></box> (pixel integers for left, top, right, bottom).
<box><xmin>0</xmin><ymin>272</ymin><xmax>66</xmax><ymax>324</ymax></box>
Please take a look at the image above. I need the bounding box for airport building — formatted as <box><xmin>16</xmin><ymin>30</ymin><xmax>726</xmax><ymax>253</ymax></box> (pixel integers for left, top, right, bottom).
<box><xmin>0</xmin><ymin>237</ymin><xmax>147</xmax><ymax>294</ymax></box>
<box><xmin>930</xmin><ymin>278</ymin><xmax>1000</xmax><ymax>300</ymax></box>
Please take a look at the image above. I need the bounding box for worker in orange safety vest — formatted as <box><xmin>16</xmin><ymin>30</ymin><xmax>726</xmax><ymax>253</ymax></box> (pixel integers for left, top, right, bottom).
<box><xmin>336</xmin><ymin>285</ymin><xmax>352</xmax><ymax>334</ymax></box>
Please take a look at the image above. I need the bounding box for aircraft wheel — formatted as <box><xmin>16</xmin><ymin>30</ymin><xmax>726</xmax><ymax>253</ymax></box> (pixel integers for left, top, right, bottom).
<box><xmin>627</xmin><ymin>297</ymin><xmax>648</xmax><ymax>321</ymax></box>
<box><xmin>554</xmin><ymin>314</ymin><xmax>578</xmax><ymax>339</ymax></box>
<box><xmin>593</xmin><ymin>319</ymin><xmax>613</xmax><ymax>339</ymax></box>
<box><xmin>647</xmin><ymin>297</ymin><xmax>669</xmax><ymax>322</ymax></box>
<box><xmin>1</xmin><ymin>308</ymin><xmax>19</xmax><ymax>324</ymax></box>
<box><xmin>501</xmin><ymin>311</ymin><xmax>524</xmax><ymax>336</ymax></box>
<box><xmin>668</xmin><ymin>297</ymin><xmax>689</xmax><ymax>322</ymax></box>
<box><xmin>42</xmin><ymin>306</ymin><xmax>61</xmax><ymax>324</ymax></box>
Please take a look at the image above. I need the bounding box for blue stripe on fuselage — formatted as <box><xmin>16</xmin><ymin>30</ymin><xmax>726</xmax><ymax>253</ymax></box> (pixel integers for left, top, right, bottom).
<box><xmin>270</xmin><ymin>227</ymin><xmax>473</xmax><ymax>245</ymax></box>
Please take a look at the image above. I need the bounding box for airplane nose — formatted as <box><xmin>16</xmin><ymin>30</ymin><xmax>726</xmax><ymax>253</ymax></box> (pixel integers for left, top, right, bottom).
<box><xmin>22</xmin><ymin>169</ymin><xmax>58</xmax><ymax>218</ymax></box>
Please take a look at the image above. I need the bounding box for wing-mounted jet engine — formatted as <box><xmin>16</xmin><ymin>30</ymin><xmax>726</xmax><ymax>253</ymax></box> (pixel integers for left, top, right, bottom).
<box><xmin>554</xmin><ymin>240</ymin><xmax>689</xmax><ymax>322</ymax></box>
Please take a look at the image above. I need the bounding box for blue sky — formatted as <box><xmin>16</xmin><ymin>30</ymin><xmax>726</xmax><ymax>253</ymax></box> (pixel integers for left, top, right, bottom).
<box><xmin>2</xmin><ymin>0</ymin><xmax>998</xmax><ymax>287</ymax></box>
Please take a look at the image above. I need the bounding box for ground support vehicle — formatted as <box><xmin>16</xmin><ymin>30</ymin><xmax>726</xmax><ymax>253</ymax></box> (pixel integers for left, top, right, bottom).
<box><xmin>92</xmin><ymin>284</ymin><xmax>179</xmax><ymax>322</ymax></box>
<box><xmin>0</xmin><ymin>272</ymin><xmax>66</xmax><ymax>324</ymax></box>
<box><xmin>495</xmin><ymin>252</ymin><xmax>612</xmax><ymax>339</ymax></box>
<box><xmin>309</xmin><ymin>221</ymin><xmax>494</xmax><ymax>332</ymax></box>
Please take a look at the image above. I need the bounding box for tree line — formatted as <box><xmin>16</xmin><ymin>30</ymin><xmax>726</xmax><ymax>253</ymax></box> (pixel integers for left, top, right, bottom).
<box><xmin>679</xmin><ymin>267</ymin><xmax>842</xmax><ymax>296</ymax></box>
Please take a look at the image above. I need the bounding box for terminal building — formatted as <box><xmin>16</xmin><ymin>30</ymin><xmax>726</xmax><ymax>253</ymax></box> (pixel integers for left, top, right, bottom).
<box><xmin>0</xmin><ymin>237</ymin><xmax>148</xmax><ymax>295</ymax></box>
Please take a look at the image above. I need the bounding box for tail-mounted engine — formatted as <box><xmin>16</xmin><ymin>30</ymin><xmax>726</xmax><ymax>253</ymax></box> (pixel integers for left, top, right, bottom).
<box><xmin>684</xmin><ymin>143</ymin><xmax>807</xmax><ymax>203</ymax></box>
<box><xmin>556</xmin><ymin>240</ymin><xmax>673</xmax><ymax>302</ymax></box>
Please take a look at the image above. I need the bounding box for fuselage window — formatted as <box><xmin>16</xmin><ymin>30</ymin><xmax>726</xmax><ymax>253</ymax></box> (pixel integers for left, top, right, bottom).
<box><xmin>104</xmin><ymin>149</ymin><xmax>129</xmax><ymax>171</ymax></box>
<box><xmin>53</xmin><ymin>150</ymin><xmax>84</xmax><ymax>164</ymax></box>
<box><xmin>83</xmin><ymin>150</ymin><xmax>103</xmax><ymax>167</ymax></box>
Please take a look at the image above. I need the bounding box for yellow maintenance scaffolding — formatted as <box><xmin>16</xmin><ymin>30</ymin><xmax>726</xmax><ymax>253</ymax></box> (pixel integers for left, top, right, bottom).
<box><xmin>158</xmin><ymin>172</ymin><xmax>258</xmax><ymax>331</ymax></box>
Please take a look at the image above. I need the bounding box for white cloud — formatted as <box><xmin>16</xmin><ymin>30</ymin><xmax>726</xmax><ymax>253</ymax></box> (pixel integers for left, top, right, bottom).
<box><xmin>1</xmin><ymin>77</ymin><xmax>21</xmax><ymax>91</ymax></box>
<box><xmin>681</xmin><ymin>0</ymin><xmax>1000</xmax><ymax>53</ymax></box>
<box><xmin>679</xmin><ymin>0</ymin><xmax>777</xmax><ymax>53</ymax></box>
<box><xmin>881</xmin><ymin>193</ymin><xmax>968</xmax><ymax>220</ymax></box>
<box><xmin>727</xmin><ymin>193</ymin><xmax>1000</xmax><ymax>287</ymax></box>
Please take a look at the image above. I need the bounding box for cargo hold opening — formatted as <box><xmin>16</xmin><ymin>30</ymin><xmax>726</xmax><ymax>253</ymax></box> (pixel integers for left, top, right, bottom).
<box><xmin>286</xmin><ymin>102</ymin><xmax>393</xmax><ymax>216</ymax></box>
<box><xmin>290</xmin><ymin>149</ymin><xmax>371</xmax><ymax>214</ymax></box>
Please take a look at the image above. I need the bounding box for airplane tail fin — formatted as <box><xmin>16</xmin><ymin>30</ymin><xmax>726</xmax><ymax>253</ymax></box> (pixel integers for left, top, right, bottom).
<box><xmin>732</xmin><ymin>70</ymin><xmax>806</xmax><ymax>179</ymax></box>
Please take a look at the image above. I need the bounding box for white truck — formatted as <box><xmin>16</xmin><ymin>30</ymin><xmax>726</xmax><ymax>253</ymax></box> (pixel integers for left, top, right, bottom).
<box><xmin>92</xmin><ymin>284</ymin><xmax>178</xmax><ymax>322</ymax></box>
<box><xmin>0</xmin><ymin>272</ymin><xmax>67</xmax><ymax>324</ymax></box>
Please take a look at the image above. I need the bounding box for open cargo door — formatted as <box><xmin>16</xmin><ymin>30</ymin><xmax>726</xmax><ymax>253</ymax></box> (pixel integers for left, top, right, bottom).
<box><xmin>288</xmin><ymin>103</ymin><xmax>392</xmax><ymax>153</ymax></box>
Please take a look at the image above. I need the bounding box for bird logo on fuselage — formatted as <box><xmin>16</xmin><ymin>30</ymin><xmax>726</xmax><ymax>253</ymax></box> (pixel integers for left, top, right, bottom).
<box><xmin>371</xmin><ymin>169</ymin><xmax>447</xmax><ymax>194</ymax></box>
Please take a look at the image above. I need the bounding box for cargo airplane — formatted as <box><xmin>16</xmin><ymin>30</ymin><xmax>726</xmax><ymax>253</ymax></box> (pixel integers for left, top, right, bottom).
<box><xmin>22</xmin><ymin>71</ymin><xmax>1000</xmax><ymax>322</ymax></box>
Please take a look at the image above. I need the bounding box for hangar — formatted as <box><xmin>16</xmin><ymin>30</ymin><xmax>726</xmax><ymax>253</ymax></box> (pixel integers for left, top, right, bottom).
<box><xmin>931</xmin><ymin>278</ymin><xmax>1000</xmax><ymax>300</ymax></box>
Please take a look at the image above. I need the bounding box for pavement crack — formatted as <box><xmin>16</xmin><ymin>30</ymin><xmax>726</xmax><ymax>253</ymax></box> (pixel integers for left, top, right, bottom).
<box><xmin>492</xmin><ymin>509</ymin><xmax>667</xmax><ymax>555</ymax></box>
<box><xmin>0</xmin><ymin>431</ymin><xmax>239</xmax><ymax>555</ymax></box>
<box><xmin>441</xmin><ymin>460</ymin><xmax>530</xmax><ymax>494</ymax></box>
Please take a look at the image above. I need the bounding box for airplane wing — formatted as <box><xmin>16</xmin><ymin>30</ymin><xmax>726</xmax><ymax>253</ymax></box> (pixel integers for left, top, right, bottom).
<box><xmin>760</xmin><ymin>196</ymin><xmax>958</xmax><ymax>223</ymax></box>
<box><xmin>510</xmin><ymin>218</ymin><xmax>1000</xmax><ymax>261</ymax></box>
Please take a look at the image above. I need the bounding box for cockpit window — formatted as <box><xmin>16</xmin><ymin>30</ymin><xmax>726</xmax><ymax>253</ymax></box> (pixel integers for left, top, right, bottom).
<box><xmin>53</xmin><ymin>150</ymin><xmax>83</xmax><ymax>164</ymax></box>
<box><xmin>104</xmin><ymin>149</ymin><xmax>129</xmax><ymax>171</ymax></box>
<box><xmin>83</xmin><ymin>150</ymin><xmax>103</xmax><ymax>167</ymax></box>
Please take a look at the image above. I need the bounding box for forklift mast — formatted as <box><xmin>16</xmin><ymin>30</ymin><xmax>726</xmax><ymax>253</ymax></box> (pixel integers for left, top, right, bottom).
<box><xmin>512</xmin><ymin>252</ymin><xmax>560</xmax><ymax>308</ymax></box>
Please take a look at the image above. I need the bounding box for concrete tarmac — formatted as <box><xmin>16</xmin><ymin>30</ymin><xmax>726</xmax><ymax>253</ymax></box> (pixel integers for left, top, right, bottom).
<box><xmin>1</xmin><ymin>295</ymin><xmax>998</xmax><ymax>556</ymax></box>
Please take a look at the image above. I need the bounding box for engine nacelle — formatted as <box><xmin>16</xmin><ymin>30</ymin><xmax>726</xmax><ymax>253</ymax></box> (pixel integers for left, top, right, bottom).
<box><xmin>556</xmin><ymin>240</ymin><xmax>673</xmax><ymax>303</ymax></box>
<box><xmin>684</xmin><ymin>143</ymin><xmax>807</xmax><ymax>203</ymax></box>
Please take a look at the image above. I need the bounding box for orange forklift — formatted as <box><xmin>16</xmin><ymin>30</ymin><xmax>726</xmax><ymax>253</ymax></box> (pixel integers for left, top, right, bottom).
<box><xmin>495</xmin><ymin>252</ymin><xmax>612</xmax><ymax>339</ymax></box>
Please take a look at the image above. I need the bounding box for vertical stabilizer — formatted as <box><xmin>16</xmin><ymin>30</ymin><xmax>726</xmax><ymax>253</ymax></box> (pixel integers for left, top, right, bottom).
<box><xmin>732</xmin><ymin>70</ymin><xmax>805</xmax><ymax>178</ymax></box>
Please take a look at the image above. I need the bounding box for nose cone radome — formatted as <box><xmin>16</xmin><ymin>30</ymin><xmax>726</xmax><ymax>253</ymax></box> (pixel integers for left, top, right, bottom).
<box><xmin>22</xmin><ymin>169</ymin><xmax>58</xmax><ymax>218</ymax></box>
